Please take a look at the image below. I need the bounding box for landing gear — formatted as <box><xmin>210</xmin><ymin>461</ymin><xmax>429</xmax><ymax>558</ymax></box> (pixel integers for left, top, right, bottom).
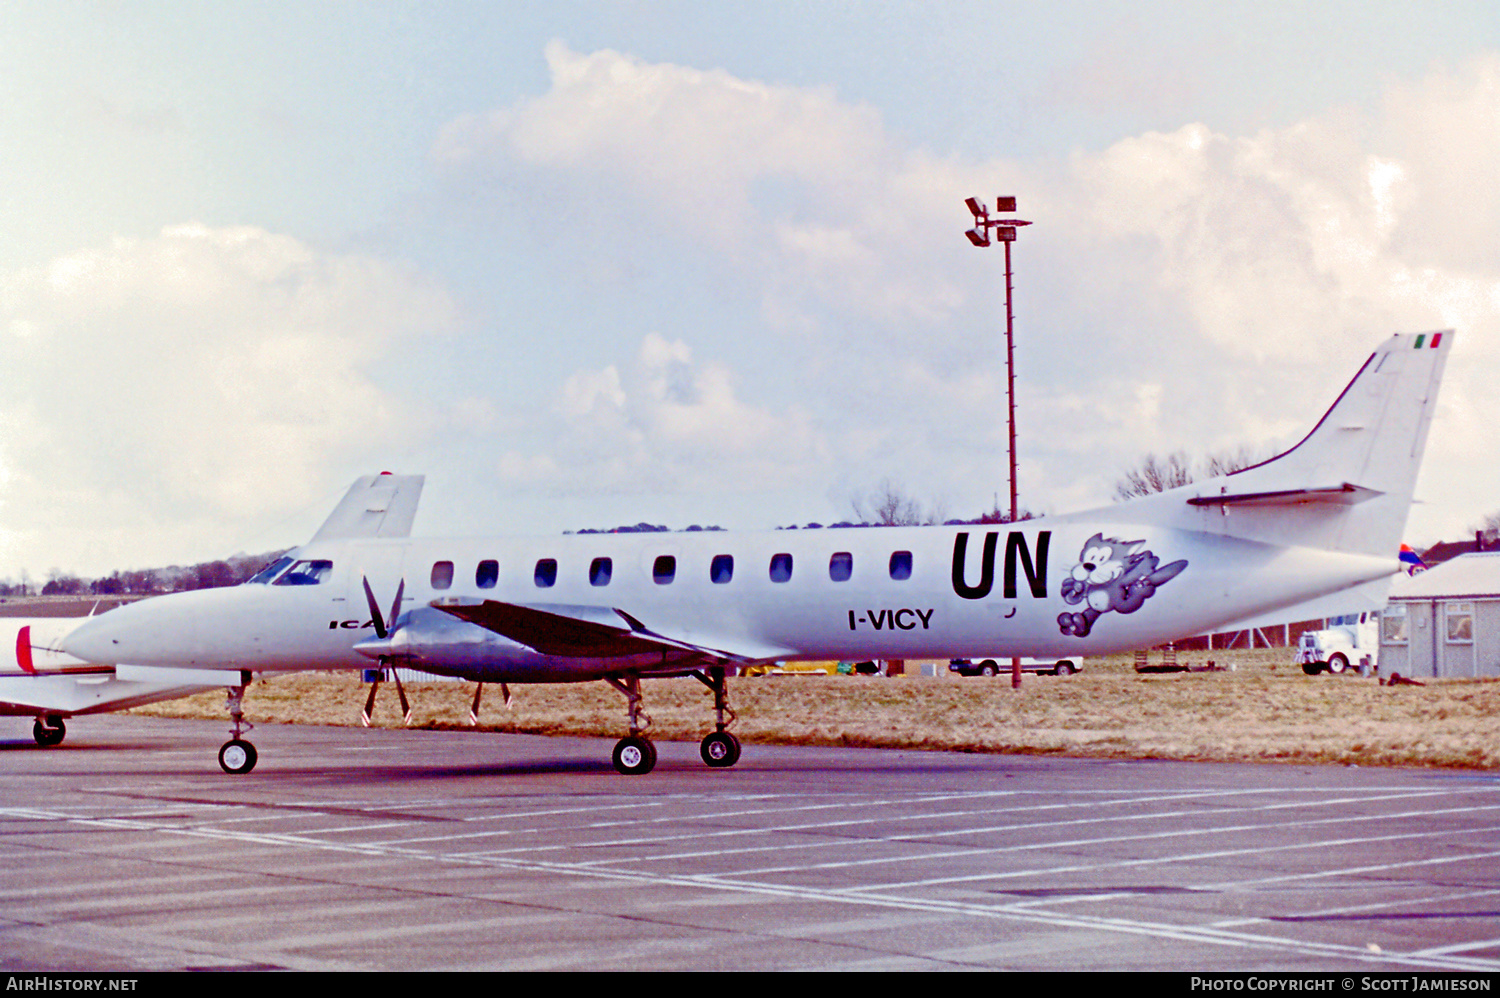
<box><xmin>606</xmin><ymin>673</ymin><xmax>656</xmax><ymax>775</ymax></box>
<box><xmin>692</xmin><ymin>666</ymin><xmax>742</xmax><ymax>770</ymax></box>
<box><xmin>612</xmin><ymin>735</ymin><xmax>657</xmax><ymax>776</ymax></box>
<box><xmin>219</xmin><ymin>671</ymin><xmax>257</xmax><ymax>775</ymax></box>
<box><xmin>700</xmin><ymin>730</ymin><xmax>740</xmax><ymax>768</ymax></box>
<box><xmin>32</xmin><ymin>716</ymin><xmax>65</xmax><ymax>747</ymax></box>
<box><xmin>218</xmin><ymin>739</ymin><xmax>257</xmax><ymax>775</ymax></box>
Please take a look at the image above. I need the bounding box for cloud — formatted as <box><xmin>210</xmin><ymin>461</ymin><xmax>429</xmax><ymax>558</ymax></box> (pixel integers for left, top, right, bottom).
<box><xmin>498</xmin><ymin>332</ymin><xmax>823</xmax><ymax>496</ymax></box>
<box><xmin>0</xmin><ymin>223</ymin><xmax>455</xmax><ymax>573</ymax></box>
<box><xmin>436</xmin><ymin>47</ymin><xmax>1500</xmax><ymax>543</ymax></box>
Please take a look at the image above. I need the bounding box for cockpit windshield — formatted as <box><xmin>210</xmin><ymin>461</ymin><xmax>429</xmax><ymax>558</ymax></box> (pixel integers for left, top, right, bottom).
<box><xmin>245</xmin><ymin>556</ymin><xmax>296</xmax><ymax>585</ymax></box>
<box><xmin>273</xmin><ymin>560</ymin><xmax>334</xmax><ymax>586</ymax></box>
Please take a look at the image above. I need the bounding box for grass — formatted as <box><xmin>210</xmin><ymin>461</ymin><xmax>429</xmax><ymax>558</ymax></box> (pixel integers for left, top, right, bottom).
<box><xmin>130</xmin><ymin>649</ymin><xmax>1500</xmax><ymax>769</ymax></box>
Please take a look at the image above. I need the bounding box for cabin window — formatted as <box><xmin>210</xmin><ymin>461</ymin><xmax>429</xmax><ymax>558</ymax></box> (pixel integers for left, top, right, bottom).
<box><xmin>829</xmin><ymin>552</ymin><xmax>853</xmax><ymax>582</ymax></box>
<box><xmin>710</xmin><ymin>554</ymin><xmax>734</xmax><ymax>584</ymax></box>
<box><xmin>476</xmin><ymin>559</ymin><xmax>499</xmax><ymax>589</ymax></box>
<box><xmin>889</xmin><ymin>551</ymin><xmax>913</xmax><ymax>581</ymax></box>
<box><xmin>248</xmin><ymin>556</ymin><xmax>296</xmax><ymax>584</ymax></box>
<box><xmin>1446</xmin><ymin>602</ymin><xmax>1473</xmax><ymax>644</ymax></box>
<box><xmin>653</xmin><ymin>555</ymin><xmax>676</xmax><ymax>584</ymax></box>
<box><xmin>430</xmin><ymin>561</ymin><xmax>454</xmax><ymax>590</ymax></box>
<box><xmin>1382</xmin><ymin>605</ymin><xmax>1408</xmax><ymax>644</ymax></box>
<box><xmin>590</xmin><ymin>557</ymin><xmax>612</xmax><ymax>587</ymax></box>
<box><xmin>769</xmin><ymin>553</ymin><xmax>793</xmax><ymax>583</ymax></box>
<box><xmin>273</xmin><ymin>560</ymin><xmax>333</xmax><ymax>586</ymax></box>
<box><xmin>534</xmin><ymin>558</ymin><xmax>557</xmax><ymax>588</ymax></box>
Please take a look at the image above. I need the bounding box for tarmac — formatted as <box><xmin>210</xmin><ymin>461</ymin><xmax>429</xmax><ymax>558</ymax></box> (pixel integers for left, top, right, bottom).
<box><xmin>2</xmin><ymin>714</ymin><xmax>1498</xmax><ymax>972</ymax></box>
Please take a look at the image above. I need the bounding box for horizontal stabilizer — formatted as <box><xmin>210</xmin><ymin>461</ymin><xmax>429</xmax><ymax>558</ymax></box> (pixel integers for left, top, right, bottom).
<box><xmin>310</xmin><ymin>473</ymin><xmax>425</xmax><ymax>542</ymax></box>
<box><xmin>430</xmin><ymin>599</ymin><xmax>789</xmax><ymax>664</ymax></box>
<box><xmin>1186</xmin><ymin>483</ymin><xmax>1383</xmax><ymax>509</ymax></box>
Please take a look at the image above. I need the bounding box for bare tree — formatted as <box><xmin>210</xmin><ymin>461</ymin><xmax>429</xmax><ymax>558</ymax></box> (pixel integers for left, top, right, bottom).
<box><xmin>852</xmin><ymin>479</ymin><xmax>943</xmax><ymax>526</ymax></box>
<box><xmin>1114</xmin><ymin>452</ymin><xmax>1195</xmax><ymax>500</ymax></box>
<box><xmin>1114</xmin><ymin>448</ymin><xmax>1260</xmax><ymax>501</ymax></box>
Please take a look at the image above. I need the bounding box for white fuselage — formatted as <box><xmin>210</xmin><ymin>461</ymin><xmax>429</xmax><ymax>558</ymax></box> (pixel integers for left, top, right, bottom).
<box><xmin>62</xmin><ymin>517</ymin><xmax>1395</xmax><ymax>682</ymax></box>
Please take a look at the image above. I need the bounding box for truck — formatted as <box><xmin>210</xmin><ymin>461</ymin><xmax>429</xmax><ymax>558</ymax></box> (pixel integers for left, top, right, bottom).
<box><xmin>1295</xmin><ymin>612</ymin><xmax>1379</xmax><ymax>675</ymax></box>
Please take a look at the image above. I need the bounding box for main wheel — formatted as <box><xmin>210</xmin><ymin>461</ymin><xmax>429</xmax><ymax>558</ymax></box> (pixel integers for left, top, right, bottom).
<box><xmin>1327</xmin><ymin>653</ymin><xmax>1349</xmax><ymax>674</ymax></box>
<box><xmin>32</xmin><ymin>717</ymin><xmax>65</xmax><ymax>747</ymax></box>
<box><xmin>612</xmin><ymin>735</ymin><xmax>657</xmax><ymax>775</ymax></box>
<box><xmin>700</xmin><ymin>731</ymin><xmax>741</xmax><ymax>768</ymax></box>
<box><xmin>218</xmin><ymin>739</ymin><xmax>258</xmax><ymax>774</ymax></box>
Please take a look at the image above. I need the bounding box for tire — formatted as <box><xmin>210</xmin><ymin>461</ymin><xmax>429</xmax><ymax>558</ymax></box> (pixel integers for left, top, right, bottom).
<box><xmin>700</xmin><ymin>731</ymin><xmax>741</xmax><ymax>768</ymax></box>
<box><xmin>1054</xmin><ymin>661</ymin><xmax>1076</xmax><ymax>676</ymax></box>
<box><xmin>979</xmin><ymin>662</ymin><xmax>998</xmax><ymax>677</ymax></box>
<box><xmin>1302</xmin><ymin>661</ymin><xmax>1324</xmax><ymax>676</ymax></box>
<box><xmin>218</xmin><ymin>739</ymin><xmax>258</xmax><ymax>774</ymax></box>
<box><xmin>32</xmin><ymin>717</ymin><xmax>65</xmax><ymax>747</ymax></box>
<box><xmin>612</xmin><ymin>735</ymin><xmax>657</xmax><ymax>776</ymax></box>
<box><xmin>1327</xmin><ymin>653</ymin><xmax>1349</xmax><ymax>675</ymax></box>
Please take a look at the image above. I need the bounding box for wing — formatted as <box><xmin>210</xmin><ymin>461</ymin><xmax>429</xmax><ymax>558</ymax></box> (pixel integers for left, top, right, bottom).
<box><xmin>429</xmin><ymin>598</ymin><xmax>791</xmax><ymax>664</ymax></box>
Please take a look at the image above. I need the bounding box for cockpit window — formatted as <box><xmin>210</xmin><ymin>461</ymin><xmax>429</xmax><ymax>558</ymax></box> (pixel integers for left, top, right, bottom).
<box><xmin>272</xmin><ymin>560</ymin><xmax>333</xmax><ymax>586</ymax></box>
<box><xmin>246</xmin><ymin>556</ymin><xmax>296</xmax><ymax>585</ymax></box>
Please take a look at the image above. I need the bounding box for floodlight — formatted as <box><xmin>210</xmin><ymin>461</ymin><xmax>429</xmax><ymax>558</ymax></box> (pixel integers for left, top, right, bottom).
<box><xmin>965</xmin><ymin>229</ymin><xmax>988</xmax><ymax>247</ymax></box>
<box><xmin>997</xmin><ymin>226</ymin><xmax>1017</xmax><ymax>242</ymax></box>
<box><xmin>964</xmin><ymin>197</ymin><xmax>987</xmax><ymax>218</ymax></box>
<box><xmin>996</xmin><ymin>196</ymin><xmax>1017</xmax><ymax>213</ymax></box>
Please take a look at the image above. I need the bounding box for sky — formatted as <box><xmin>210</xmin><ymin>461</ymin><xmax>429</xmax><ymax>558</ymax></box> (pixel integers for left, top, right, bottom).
<box><xmin>2</xmin><ymin>0</ymin><xmax>1498</xmax><ymax>580</ymax></box>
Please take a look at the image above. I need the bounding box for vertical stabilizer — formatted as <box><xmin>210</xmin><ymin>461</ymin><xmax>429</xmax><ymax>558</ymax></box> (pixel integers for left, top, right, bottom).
<box><xmin>1106</xmin><ymin>332</ymin><xmax>1451</xmax><ymax>560</ymax></box>
<box><xmin>310</xmin><ymin>473</ymin><xmax>425</xmax><ymax>542</ymax></box>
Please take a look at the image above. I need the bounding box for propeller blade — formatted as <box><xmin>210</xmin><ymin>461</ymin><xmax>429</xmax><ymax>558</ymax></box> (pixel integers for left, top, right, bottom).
<box><xmin>362</xmin><ymin>672</ymin><xmax>380</xmax><ymax>726</ymax></box>
<box><xmin>392</xmin><ymin>667</ymin><xmax>411</xmax><ymax>726</ymax></box>
<box><xmin>362</xmin><ymin>576</ymin><xmax>388</xmax><ymax>640</ymax></box>
<box><xmin>387</xmin><ymin>579</ymin><xmax>405</xmax><ymax>639</ymax></box>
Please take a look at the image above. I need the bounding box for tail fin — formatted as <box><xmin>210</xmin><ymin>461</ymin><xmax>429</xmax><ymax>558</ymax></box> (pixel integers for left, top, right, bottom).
<box><xmin>310</xmin><ymin>472</ymin><xmax>426</xmax><ymax>542</ymax></box>
<box><xmin>1178</xmin><ymin>331</ymin><xmax>1450</xmax><ymax>557</ymax></box>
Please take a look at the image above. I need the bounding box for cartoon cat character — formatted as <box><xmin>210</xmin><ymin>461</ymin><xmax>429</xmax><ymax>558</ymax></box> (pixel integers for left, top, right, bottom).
<box><xmin>1056</xmin><ymin>533</ymin><xmax>1188</xmax><ymax>638</ymax></box>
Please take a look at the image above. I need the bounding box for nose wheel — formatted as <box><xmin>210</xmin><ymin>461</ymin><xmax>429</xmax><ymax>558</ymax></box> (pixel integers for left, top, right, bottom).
<box><xmin>218</xmin><ymin>672</ymin><xmax>257</xmax><ymax>774</ymax></box>
<box><xmin>218</xmin><ymin>739</ymin><xmax>258</xmax><ymax>774</ymax></box>
<box><xmin>32</xmin><ymin>716</ymin><xmax>66</xmax><ymax>747</ymax></box>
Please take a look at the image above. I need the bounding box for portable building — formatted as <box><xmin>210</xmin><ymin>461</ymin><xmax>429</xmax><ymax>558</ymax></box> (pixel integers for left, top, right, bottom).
<box><xmin>1380</xmin><ymin>553</ymin><xmax>1500</xmax><ymax>678</ymax></box>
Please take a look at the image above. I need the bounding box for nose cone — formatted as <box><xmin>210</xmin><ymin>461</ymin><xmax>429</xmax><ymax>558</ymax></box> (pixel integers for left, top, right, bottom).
<box><xmin>62</xmin><ymin>587</ymin><xmax>254</xmax><ymax>666</ymax></box>
<box><xmin>63</xmin><ymin>607</ymin><xmax>147</xmax><ymax>664</ymax></box>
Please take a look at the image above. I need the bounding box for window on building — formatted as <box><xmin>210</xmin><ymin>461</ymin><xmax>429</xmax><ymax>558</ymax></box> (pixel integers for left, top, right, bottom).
<box><xmin>769</xmin><ymin>553</ymin><xmax>793</xmax><ymax>583</ymax></box>
<box><xmin>889</xmin><ymin>551</ymin><xmax>913</xmax><ymax>581</ymax></box>
<box><xmin>653</xmin><ymin>555</ymin><xmax>676</xmax><ymax>584</ymax></box>
<box><xmin>710</xmin><ymin>554</ymin><xmax>734</xmax><ymax>584</ymax></box>
<box><xmin>1381</xmin><ymin>605</ymin><xmax>1408</xmax><ymax>644</ymax></box>
<box><xmin>476</xmin><ymin>560</ymin><xmax>498</xmax><ymax>589</ymax></box>
<box><xmin>1446</xmin><ymin>602</ymin><xmax>1474</xmax><ymax>643</ymax></box>
<box><xmin>829</xmin><ymin>552</ymin><xmax>853</xmax><ymax>582</ymax></box>
<box><xmin>430</xmin><ymin>561</ymin><xmax>454</xmax><ymax>590</ymax></box>
<box><xmin>534</xmin><ymin>558</ymin><xmax>557</xmax><ymax>588</ymax></box>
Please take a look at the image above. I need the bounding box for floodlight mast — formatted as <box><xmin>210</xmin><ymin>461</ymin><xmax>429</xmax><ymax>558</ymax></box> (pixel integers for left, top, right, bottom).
<box><xmin>964</xmin><ymin>195</ymin><xmax>1033</xmax><ymax>689</ymax></box>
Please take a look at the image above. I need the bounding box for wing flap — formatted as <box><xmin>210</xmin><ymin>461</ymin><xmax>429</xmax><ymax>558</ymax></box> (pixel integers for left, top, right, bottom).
<box><xmin>429</xmin><ymin>599</ymin><xmax>789</xmax><ymax>663</ymax></box>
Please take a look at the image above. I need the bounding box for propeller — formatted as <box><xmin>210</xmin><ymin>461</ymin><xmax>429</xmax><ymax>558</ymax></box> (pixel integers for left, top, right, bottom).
<box><xmin>358</xmin><ymin>577</ymin><xmax>411</xmax><ymax>726</ymax></box>
<box><xmin>361</xmin><ymin>576</ymin><xmax>405</xmax><ymax>640</ymax></box>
